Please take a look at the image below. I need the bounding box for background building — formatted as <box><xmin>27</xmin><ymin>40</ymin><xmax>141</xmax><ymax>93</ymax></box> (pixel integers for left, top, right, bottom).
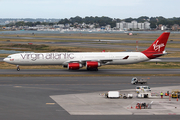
<box><xmin>116</xmin><ymin>21</ymin><xmax>150</xmax><ymax>30</ymax></box>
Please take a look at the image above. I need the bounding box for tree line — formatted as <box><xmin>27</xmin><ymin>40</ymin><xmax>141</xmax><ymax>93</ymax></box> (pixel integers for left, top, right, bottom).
<box><xmin>5</xmin><ymin>21</ymin><xmax>55</xmax><ymax>27</ymax></box>
<box><xmin>4</xmin><ymin>16</ymin><xmax>180</xmax><ymax>28</ymax></box>
<box><xmin>149</xmin><ymin>16</ymin><xmax>180</xmax><ymax>28</ymax></box>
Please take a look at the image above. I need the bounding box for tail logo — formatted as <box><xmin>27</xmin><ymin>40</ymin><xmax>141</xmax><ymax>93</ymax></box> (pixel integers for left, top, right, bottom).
<box><xmin>153</xmin><ymin>40</ymin><xmax>164</xmax><ymax>51</ymax></box>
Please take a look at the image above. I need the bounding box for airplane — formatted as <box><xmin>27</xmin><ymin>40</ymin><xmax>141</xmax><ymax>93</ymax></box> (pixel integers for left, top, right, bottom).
<box><xmin>3</xmin><ymin>32</ymin><xmax>170</xmax><ymax>71</ymax></box>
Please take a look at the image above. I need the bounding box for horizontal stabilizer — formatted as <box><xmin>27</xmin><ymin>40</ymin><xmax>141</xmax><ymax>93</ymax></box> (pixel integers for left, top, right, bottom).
<box><xmin>148</xmin><ymin>59</ymin><xmax>162</xmax><ymax>62</ymax></box>
<box><xmin>153</xmin><ymin>53</ymin><xmax>165</xmax><ymax>56</ymax></box>
<box><xmin>123</xmin><ymin>56</ymin><xmax>129</xmax><ymax>59</ymax></box>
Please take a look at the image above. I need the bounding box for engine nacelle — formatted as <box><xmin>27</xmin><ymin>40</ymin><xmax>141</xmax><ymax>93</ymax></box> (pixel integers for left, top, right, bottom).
<box><xmin>86</xmin><ymin>61</ymin><xmax>100</xmax><ymax>69</ymax></box>
<box><xmin>68</xmin><ymin>63</ymin><xmax>82</xmax><ymax>70</ymax></box>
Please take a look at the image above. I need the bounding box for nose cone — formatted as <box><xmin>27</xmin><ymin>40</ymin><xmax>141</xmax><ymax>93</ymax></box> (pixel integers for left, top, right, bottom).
<box><xmin>3</xmin><ymin>58</ymin><xmax>7</xmax><ymax>62</ymax></box>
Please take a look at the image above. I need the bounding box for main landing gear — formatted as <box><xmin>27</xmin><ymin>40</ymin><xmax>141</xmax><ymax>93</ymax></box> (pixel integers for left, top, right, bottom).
<box><xmin>17</xmin><ymin>65</ymin><xmax>20</xmax><ymax>71</ymax></box>
<box><xmin>87</xmin><ymin>67</ymin><xmax>98</xmax><ymax>71</ymax></box>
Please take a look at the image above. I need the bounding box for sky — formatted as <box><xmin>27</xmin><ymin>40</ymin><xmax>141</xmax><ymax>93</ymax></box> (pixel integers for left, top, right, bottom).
<box><xmin>0</xmin><ymin>0</ymin><xmax>179</xmax><ymax>19</ymax></box>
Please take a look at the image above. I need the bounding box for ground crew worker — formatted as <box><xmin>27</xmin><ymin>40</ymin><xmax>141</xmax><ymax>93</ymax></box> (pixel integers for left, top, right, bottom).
<box><xmin>161</xmin><ymin>92</ymin><xmax>163</xmax><ymax>99</ymax></box>
<box><xmin>142</xmin><ymin>88</ymin><xmax>144</xmax><ymax>92</ymax></box>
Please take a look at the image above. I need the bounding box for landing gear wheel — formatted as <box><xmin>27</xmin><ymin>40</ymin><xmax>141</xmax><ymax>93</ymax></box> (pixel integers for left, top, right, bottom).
<box><xmin>17</xmin><ymin>68</ymin><xmax>20</xmax><ymax>71</ymax></box>
<box><xmin>17</xmin><ymin>65</ymin><xmax>20</xmax><ymax>71</ymax></box>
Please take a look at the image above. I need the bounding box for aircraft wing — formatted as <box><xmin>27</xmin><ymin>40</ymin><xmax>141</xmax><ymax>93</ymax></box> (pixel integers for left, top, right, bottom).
<box><xmin>64</xmin><ymin>59</ymin><xmax>113</xmax><ymax>64</ymax></box>
<box><xmin>63</xmin><ymin>55</ymin><xmax>129</xmax><ymax>65</ymax></box>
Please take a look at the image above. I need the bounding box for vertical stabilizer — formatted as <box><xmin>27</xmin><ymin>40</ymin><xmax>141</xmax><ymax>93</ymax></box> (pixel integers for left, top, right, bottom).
<box><xmin>142</xmin><ymin>32</ymin><xmax>170</xmax><ymax>59</ymax></box>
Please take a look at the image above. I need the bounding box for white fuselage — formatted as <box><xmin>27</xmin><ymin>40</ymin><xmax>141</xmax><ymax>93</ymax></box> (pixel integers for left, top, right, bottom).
<box><xmin>3</xmin><ymin>52</ymin><xmax>149</xmax><ymax>66</ymax></box>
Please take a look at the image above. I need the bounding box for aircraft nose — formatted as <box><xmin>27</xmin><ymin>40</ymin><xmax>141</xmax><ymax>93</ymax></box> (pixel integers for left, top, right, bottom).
<box><xmin>3</xmin><ymin>58</ymin><xmax>7</xmax><ymax>62</ymax></box>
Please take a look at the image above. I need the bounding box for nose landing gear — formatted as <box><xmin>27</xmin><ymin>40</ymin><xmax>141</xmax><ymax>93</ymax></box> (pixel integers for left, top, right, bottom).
<box><xmin>17</xmin><ymin>65</ymin><xmax>20</xmax><ymax>71</ymax></box>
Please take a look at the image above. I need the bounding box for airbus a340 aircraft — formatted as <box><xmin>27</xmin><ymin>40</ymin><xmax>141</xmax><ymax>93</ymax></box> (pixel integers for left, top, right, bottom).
<box><xmin>3</xmin><ymin>32</ymin><xmax>170</xmax><ymax>71</ymax></box>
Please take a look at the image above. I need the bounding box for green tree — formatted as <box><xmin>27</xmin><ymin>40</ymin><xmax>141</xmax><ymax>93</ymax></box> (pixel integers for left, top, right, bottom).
<box><xmin>15</xmin><ymin>21</ymin><xmax>25</xmax><ymax>27</ymax></box>
<box><xmin>150</xmin><ymin>21</ymin><xmax>156</xmax><ymax>28</ymax></box>
<box><xmin>137</xmin><ymin>16</ymin><xmax>149</xmax><ymax>22</ymax></box>
<box><xmin>124</xmin><ymin>18</ymin><xmax>134</xmax><ymax>22</ymax></box>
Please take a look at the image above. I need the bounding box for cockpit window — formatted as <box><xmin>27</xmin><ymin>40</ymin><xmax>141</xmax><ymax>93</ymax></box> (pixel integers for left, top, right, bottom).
<box><xmin>7</xmin><ymin>56</ymin><xmax>11</xmax><ymax>58</ymax></box>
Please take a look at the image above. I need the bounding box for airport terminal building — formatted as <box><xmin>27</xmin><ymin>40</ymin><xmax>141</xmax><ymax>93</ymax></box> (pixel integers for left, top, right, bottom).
<box><xmin>116</xmin><ymin>21</ymin><xmax>150</xmax><ymax>30</ymax></box>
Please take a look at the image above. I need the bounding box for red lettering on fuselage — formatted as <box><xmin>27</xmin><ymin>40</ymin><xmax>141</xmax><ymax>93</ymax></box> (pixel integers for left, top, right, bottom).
<box><xmin>20</xmin><ymin>53</ymin><xmax>74</xmax><ymax>61</ymax></box>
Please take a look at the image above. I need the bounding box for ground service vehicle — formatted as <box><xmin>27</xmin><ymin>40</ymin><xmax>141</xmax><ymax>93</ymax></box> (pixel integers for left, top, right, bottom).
<box><xmin>136</xmin><ymin>86</ymin><xmax>151</xmax><ymax>92</ymax></box>
<box><xmin>171</xmin><ymin>90</ymin><xmax>180</xmax><ymax>98</ymax></box>
<box><xmin>106</xmin><ymin>91</ymin><xmax>120</xmax><ymax>98</ymax></box>
<box><xmin>131</xmin><ymin>77</ymin><xmax>148</xmax><ymax>84</ymax></box>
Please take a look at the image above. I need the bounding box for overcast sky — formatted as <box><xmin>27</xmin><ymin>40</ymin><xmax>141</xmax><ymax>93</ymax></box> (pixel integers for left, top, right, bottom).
<box><xmin>0</xmin><ymin>0</ymin><xmax>179</xmax><ymax>19</ymax></box>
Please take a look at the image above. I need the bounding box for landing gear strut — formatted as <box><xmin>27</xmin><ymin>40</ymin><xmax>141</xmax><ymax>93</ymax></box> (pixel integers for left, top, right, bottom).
<box><xmin>17</xmin><ymin>65</ymin><xmax>20</xmax><ymax>71</ymax></box>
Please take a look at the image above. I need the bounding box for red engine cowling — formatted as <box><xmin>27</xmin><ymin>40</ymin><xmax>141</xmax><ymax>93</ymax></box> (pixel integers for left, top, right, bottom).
<box><xmin>68</xmin><ymin>63</ymin><xmax>82</xmax><ymax>70</ymax></box>
<box><xmin>86</xmin><ymin>61</ymin><xmax>100</xmax><ymax>69</ymax></box>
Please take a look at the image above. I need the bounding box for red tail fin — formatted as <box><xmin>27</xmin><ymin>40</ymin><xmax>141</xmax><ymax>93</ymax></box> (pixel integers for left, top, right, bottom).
<box><xmin>142</xmin><ymin>32</ymin><xmax>170</xmax><ymax>59</ymax></box>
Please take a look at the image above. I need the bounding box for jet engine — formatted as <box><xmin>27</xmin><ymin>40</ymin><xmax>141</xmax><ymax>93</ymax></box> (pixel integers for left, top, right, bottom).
<box><xmin>68</xmin><ymin>63</ymin><xmax>82</xmax><ymax>70</ymax></box>
<box><xmin>86</xmin><ymin>61</ymin><xmax>100</xmax><ymax>70</ymax></box>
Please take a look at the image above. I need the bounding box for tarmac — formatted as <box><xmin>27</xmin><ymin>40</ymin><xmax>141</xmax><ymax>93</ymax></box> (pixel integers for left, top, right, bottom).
<box><xmin>0</xmin><ymin>69</ymin><xmax>179</xmax><ymax>75</ymax></box>
<box><xmin>51</xmin><ymin>85</ymin><xmax>180</xmax><ymax>115</ymax></box>
<box><xmin>0</xmin><ymin>76</ymin><xmax>180</xmax><ymax>120</ymax></box>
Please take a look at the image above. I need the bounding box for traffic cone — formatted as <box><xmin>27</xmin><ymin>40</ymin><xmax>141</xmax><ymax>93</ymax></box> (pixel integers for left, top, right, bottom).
<box><xmin>177</xmin><ymin>98</ymin><xmax>178</xmax><ymax>101</ymax></box>
<box><xmin>131</xmin><ymin>106</ymin><xmax>133</xmax><ymax>109</ymax></box>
